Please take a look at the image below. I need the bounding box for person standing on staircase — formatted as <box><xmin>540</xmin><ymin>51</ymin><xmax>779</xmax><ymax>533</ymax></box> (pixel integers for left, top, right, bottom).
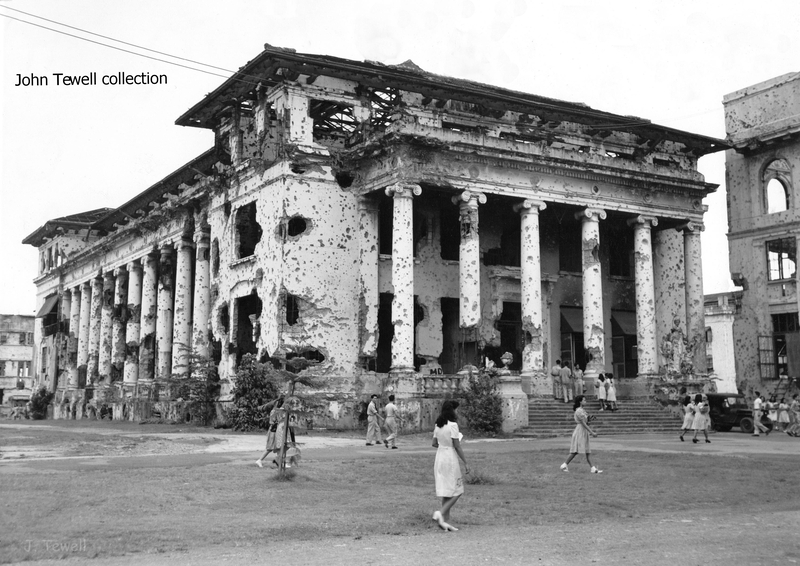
<box><xmin>595</xmin><ymin>374</ymin><xmax>607</xmax><ymax>411</ymax></box>
<box><xmin>551</xmin><ymin>360</ymin><xmax>563</xmax><ymax>400</ymax></box>
<box><xmin>560</xmin><ymin>362</ymin><xmax>574</xmax><ymax>403</ymax></box>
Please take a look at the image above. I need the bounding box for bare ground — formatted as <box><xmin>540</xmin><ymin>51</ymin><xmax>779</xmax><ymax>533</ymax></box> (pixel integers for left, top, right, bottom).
<box><xmin>1</xmin><ymin>420</ymin><xmax>798</xmax><ymax>565</ymax></box>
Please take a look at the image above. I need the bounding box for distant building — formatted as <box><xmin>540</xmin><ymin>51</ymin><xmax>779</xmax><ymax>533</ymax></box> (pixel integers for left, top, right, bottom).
<box><xmin>724</xmin><ymin>71</ymin><xmax>800</xmax><ymax>398</ymax></box>
<box><xmin>703</xmin><ymin>292</ymin><xmax>741</xmax><ymax>394</ymax></box>
<box><xmin>0</xmin><ymin>314</ymin><xmax>35</xmax><ymax>407</ymax></box>
<box><xmin>24</xmin><ymin>45</ymin><xmax>725</xmax><ymax>429</ymax></box>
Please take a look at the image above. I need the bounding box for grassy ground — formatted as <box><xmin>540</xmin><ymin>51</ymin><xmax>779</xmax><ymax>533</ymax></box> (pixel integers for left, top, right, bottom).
<box><xmin>2</xmin><ymin>426</ymin><xmax>798</xmax><ymax>563</ymax></box>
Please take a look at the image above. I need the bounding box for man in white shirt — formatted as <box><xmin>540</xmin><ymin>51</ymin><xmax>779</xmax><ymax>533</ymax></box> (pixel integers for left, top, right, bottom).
<box><xmin>560</xmin><ymin>362</ymin><xmax>574</xmax><ymax>403</ymax></box>
<box><xmin>752</xmin><ymin>392</ymin><xmax>770</xmax><ymax>436</ymax></box>
<box><xmin>383</xmin><ymin>394</ymin><xmax>399</xmax><ymax>449</ymax></box>
<box><xmin>366</xmin><ymin>394</ymin><xmax>385</xmax><ymax>446</ymax></box>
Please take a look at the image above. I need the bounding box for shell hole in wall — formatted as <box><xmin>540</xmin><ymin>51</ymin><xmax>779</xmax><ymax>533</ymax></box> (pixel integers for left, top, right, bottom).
<box><xmin>287</xmin><ymin>217</ymin><xmax>307</xmax><ymax>237</ymax></box>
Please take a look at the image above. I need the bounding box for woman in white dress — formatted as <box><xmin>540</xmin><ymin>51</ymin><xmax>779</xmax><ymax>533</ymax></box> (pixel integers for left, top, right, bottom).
<box><xmin>606</xmin><ymin>373</ymin><xmax>618</xmax><ymax>411</ymax></box>
<box><xmin>679</xmin><ymin>394</ymin><xmax>695</xmax><ymax>442</ymax></box>
<box><xmin>691</xmin><ymin>394</ymin><xmax>711</xmax><ymax>444</ymax></box>
<box><xmin>432</xmin><ymin>400</ymin><xmax>470</xmax><ymax>532</ymax></box>
<box><xmin>595</xmin><ymin>374</ymin><xmax>607</xmax><ymax>411</ymax></box>
<box><xmin>560</xmin><ymin>395</ymin><xmax>602</xmax><ymax>473</ymax></box>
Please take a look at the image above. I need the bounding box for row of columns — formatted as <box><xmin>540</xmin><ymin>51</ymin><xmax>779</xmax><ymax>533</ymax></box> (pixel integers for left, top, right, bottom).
<box><xmin>371</xmin><ymin>183</ymin><xmax>706</xmax><ymax>381</ymax></box>
<box><xmin>61</xmin><ymin>225</ymin><xmax>211</xmax><ymax>391</ymax></box>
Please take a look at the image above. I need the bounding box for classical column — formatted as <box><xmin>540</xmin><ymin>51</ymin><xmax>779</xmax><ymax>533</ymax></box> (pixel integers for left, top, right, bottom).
<box><xmin>77</xmin><ymin>281</ymin><xmax>92</xmax><ymax>386</ymax></box>
<box><xmin>156</xmin><ymin>243</ymin><xmax>175</xmax><ymax>380</ymax></box>
<box><xmin>680</xmin><ymin>221</ymin><xmax>707</xmax><ymax>374</ymax></box>
<box><xmin>138</xmin><ymin>253</ymin><xmax>159</xmax><ymax>382</ymax></box>
<box><xmin>97</xmin><ymin>271</ymin><xmax>115</xmax><ymax>385</ymax></box>
<box><xmin>171</xmin><ymin>238</ymin><xmax>194</xmax><ymax>377</ymax></box>
<box><xmin>577</xmin><ymin>208</ymin><xmax>607</xmax><ymax>380</ymax></box>
<box><xmin>629</xmin><ymin>215</ymin><xmax>659</xmax><ymax>375</ymax></box>
<box><xmin>86</xmin><ymin>276</ymin><xmax>104</xmax><ymax>385</ymax></box>
<box><xmin>515</xmin><ymin>199</ymin><xmax>547</xmax><ymax>393</ymax></box>
<box><xmin>192</xmin><ymin>225</ymin><xmax>211</xmax><ymax>359</ymax></box>
<box><xmin>67</xmin><ymin>287</ymin><xmax>81</xmax><ymax>390</ymax></box>
<box><xmin>453</xmin><ymin>190</ymin><xmax>487</xmax><ymax>331</ymax></box>
<box><xmin>58</xmin><ymin>290</ymin><xmax>72</xmax><ymax>391</ymax></box>
<box><xmin>124</xmin><ymin>261</ymin><xmax>142</xmax><ymax>384</ymax></box>
<box><xmin>358</xmin><ymin>197</ymin><xmax>380</xmax><ymax>359</ymax></box>
<box><xmin>111</xmin><ymin>266</ymin><xmax>128</xmax><ymax>383</ymax></box>
<box><xmin>386</xmin><ymin>183</ymin><xmax>421</xmax><ymax>374</ymax></box>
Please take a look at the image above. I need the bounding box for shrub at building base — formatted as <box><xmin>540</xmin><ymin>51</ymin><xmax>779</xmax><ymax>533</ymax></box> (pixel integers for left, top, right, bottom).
<box><xmin>29</xmin><ymin>387</ymin><xmax>55</xmax><ymax>420</ymax></box>
<box><xmin>227</xmin><ymin>354</ymin><xmax>282</xmax><ymax>431</ymax></box>
<box><xmin>460</xmin><ymin>368</ymin><xmax>503</xmax><ymax>435</ymax></box>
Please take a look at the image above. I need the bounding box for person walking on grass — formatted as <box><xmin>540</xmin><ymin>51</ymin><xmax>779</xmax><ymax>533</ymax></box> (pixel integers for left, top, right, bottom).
<box><xmin>256</xmin><ymin>397</ymin><xmax>285</xmax><ymax>468</ymax></box>
<box><xmin>752</xmin><ymin>392</ymin><xmax>770</xmax><ymax>437</ymax></box>
<box><xmin>432</xmin><ymin>400</ymin><xmax>470</xmax><ymax>532</ymax></box>
<box><xmin>786</xmin><ymin>394</ymin><xmax>800</xmax><ymax>437</ymax></box>
<box><xmin>384</xmin><ymin>394</ymin><xmax>399</xmax><ymax>449</ymax></box>
<box><xmin>560</xmin><ymin>395</ymin><xmax>602</xmax><ymax>474</ymax></box>
<box><xmin>679</xmin><ymin>394</ymin><xmax>695</xmax><ymax>442</ymax></box>
<box><xmin>365</xmin><ymin>394</ymin><xmax>385</xmax><ymax>446</ymax></box>
<box><xmin>691</xmin><ymin>394</ymin><xmax>711</xmax><ymax>444</ymax></box>
<box><xmin>777</xmin><ymin>397</ymin><xmax>791</xmax><ymax>432</ymax></box>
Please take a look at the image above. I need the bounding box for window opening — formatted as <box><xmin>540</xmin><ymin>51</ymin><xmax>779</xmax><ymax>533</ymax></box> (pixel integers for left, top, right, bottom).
<box><xmin>604</xmin><ymin>222</ymin><xmax>633</xmax><ymax>277</ymax></box>
<box><xmin>310</xmin><ymin>100</ymin><xmax>356</xmax><ymax>145</ymax></box>
<box><xmin>485</xmin><ymin>222</ymin><xmax>521</xmax><ymax>267</ymax></box>
<box><xmin>369</xmin><ymin>87</ymin><xmax>399</xmax><ymax>130</ymax></box>
<box><xmin>440</xmin><ymin>203</ymin><xmax>460</xmax><ymax>261</ymax></box>
<box><xmin>766</xmin><ymin>238</ymin><xmax>796</xmax><ymax>281</ymax></box>
<box><xmin>285</xmin><ymin>293</ymin><xmax>300</xmax><ymax>326</ymax></box>
<box><xmin>235</xmin><ymin>202</ymin><xmax>262</xmax><ymax>258</ymax></box>
<box><xmin>557</xmin><ymin>212</ymin><xmax>582</xmax><ymax>273</ymax></box>
<box><xmin>234</xmin><ymin>293</ymin><xmax>262</xmax><ymax>365</ymax></box>
<box><xmin>764</xmin><ymin>159</ymin><xmax>792</xmax><ymax>214</ymax></box>
<box><xmin>485</xmin><ymin>302</ymin><xmax>522</xmax><ymax>370</ymax></box>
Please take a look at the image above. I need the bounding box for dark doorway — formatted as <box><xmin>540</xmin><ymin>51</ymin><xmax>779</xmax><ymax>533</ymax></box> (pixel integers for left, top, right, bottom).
<box><xmin>235</xmin><ymin>293</ymin><xmax>262</xmax><ymax>365</ymax></box>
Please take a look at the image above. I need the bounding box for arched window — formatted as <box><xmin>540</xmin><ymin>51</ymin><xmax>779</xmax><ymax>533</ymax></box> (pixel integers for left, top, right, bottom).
<box><xmin>764</xmin><ymin>158</ymin><xmax>792</xmax><ymax>214</ymax></box>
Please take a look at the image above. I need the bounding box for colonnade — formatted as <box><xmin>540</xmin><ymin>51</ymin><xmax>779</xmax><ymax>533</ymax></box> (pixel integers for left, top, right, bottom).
<box><xmin>375</xmin><ymin>183</ymin><xmax>706</xmax><ymax>381</ymax></box>
<box><xmin>62</xmin><ymin>224</ymin><xmax>211</xmax><ymax>391</ymax></box>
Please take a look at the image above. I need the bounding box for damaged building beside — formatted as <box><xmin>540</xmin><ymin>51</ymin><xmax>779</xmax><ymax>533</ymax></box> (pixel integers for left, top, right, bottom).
<box><xmin>724</xmin><ymin>71</ymin><xmax>800</xmax><ymax>396</ymax></box>
<box><xmin>25</xmin><ymin>45</ymin><xmax>725</xmax><ymax>430</ymax></box>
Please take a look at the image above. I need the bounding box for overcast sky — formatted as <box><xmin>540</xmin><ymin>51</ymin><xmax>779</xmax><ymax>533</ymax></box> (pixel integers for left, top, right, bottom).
<box><xmin>2</xmin><ymin>0</ymin><xmax>798</xmax><ymax>315</ymax></box>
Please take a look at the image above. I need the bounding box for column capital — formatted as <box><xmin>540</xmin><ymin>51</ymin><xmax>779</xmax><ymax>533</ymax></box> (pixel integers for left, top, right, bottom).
<box><xmin>627</xmin><ymin>215</ymin><xmax>659</xmax><ymax>228</ymax></box>
<box><xmin>575</xmin><ymin>207</ymin><xmax>607</xmax><ymax>222</ymax></box>
<box><xmin>385</xmin><ymin>183</ymin><xmax>422</xmax><ymax>199</ymax></box>
<box><xmin>452</xmin><ymin>190</ymin><xmax>487</xmax><ymax>207</ymax></box>
<box><xmin>677</xmin><ymin>221</ymin><xmax>704</xmax><ymax>234</ymax></box>
<box><xmin>113</xmin><ymin>265</ymin><xmax>128</xmax><ymax>278</ymax></box>
<box><xmin>127</xmin><ymin>260</ymin><xmax>143</xmax><ymax>272</ymax></box>
<box><xmin>514</xmin><ymin>199</ymin><xmax>547</xmax><ymax>215</ymax></box>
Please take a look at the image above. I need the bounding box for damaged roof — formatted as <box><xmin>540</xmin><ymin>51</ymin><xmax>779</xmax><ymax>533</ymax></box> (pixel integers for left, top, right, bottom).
<box><xmin>176</xmin><ymin>44</ymin><xmax>728</xmax><ymax>156</ymax></box>
<box><xmin>22</xmin><ymin>149</ymin><xmax>219</xmax><ymax>247</ymax></box>
<box><xmin>22</xmin><ymin>208</ymin><xmax>113</xmax><ymax>247</ymax></box>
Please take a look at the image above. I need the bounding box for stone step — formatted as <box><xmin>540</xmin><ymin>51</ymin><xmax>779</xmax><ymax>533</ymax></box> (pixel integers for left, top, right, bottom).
<box><xmin>516</xmin><ymin>396</ymin><xmax>682</xmax><ymax>437</ymax></box>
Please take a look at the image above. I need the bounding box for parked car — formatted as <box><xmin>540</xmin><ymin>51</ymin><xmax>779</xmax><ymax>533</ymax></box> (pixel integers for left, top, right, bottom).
<box><xmin>706</xmin><ymin>393</ymin><xmax>773</xmax><ymax>433</ymax></box>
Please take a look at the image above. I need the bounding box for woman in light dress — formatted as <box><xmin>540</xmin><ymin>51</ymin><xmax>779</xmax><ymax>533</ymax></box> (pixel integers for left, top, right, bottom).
<box><xmin>255</xmin><ymin>397</ymin><xmax>286</xmax><ymax>468</ymax></box>
<box><xmin>560</xmin><ymin>395</ymin><xmax>602</xmax><ymax>474</ymax></box>
<box><xmin>777</xmin><ymin>398</ymin><xmax>791</xmax><ymax>431</ymax></box>
<box><xmin>679</xmin><ymin>394</ymin><xmax>695</xmax><ymax>442</ymax></box>
<box><xmin>605</xmin><ymin>373</ymin><xmax>618</xmax><ymax>412</ymax></box>
<box><xmin>787</xmin><ymin>394</ymin><xmax>800</xmax><ymax>437</ymax></box>
<box><xmin>432</xmin><ymin>400</ymin><xmax>470</xmax><ymax>532</ymax></box>
<box><xmin>691</xmin><ymin>394</ymin><xmax>710</xmax><ymax>444</ymax></box>
<box><xmin>595</xmin><ymin>374</ymin><xmax>607</xmax><ymax>411</ymax></box>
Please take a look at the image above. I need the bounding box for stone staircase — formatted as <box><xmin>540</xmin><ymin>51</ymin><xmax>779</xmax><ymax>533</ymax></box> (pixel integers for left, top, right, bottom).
<box><xmin>513</xmin><ymin>397</ymin><xmax>682</xmax><ymax>438</ymax></box>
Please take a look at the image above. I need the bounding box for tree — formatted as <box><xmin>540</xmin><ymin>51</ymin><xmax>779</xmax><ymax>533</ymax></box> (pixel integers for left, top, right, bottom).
<box><xmin>227</xmin><ymin>354</ymin><xmax>282</xmax><ymax>431</ymax></box>
<box><xmin>29</xmin><ymin>387</ymin><xmax>54</xmax><ymax>420</ymax></box>
<box><xmin>459</xmin><ymin>367</ymin><xmax>503</xmax><ymax>435</ymax></box>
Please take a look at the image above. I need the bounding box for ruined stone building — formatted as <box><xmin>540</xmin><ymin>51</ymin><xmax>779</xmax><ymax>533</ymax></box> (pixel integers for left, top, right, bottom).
<box><xmin>703</xmin><ymin>292</ymin><xmax>741</xmax><ymax>394</ymax></box>
<box><xmin>0</xmin><ymin>314</ymin><xmax>35</xmax><ymax>408</ymax></box>
<box><xmin>725</xmin><ymin>71</ymin><xmax>800</xmax><ymax>397</ymax></box>
<box><xmin>25</xmin><ymin>45</ymin><xmax>725</xmax><ymax>429</ymax></box>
